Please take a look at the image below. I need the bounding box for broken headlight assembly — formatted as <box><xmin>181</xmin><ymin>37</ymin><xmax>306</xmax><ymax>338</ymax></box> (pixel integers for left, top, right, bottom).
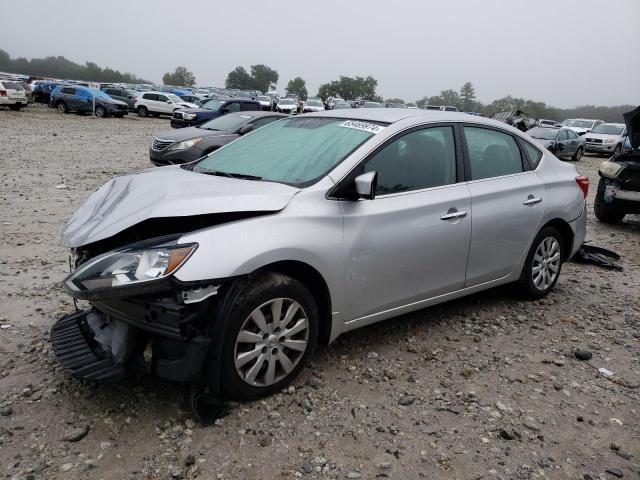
<box><xmin>64</xmin><ymin>242</ymin><xmax>197</xmax><ymax>297</ymax></box>
<box><xmin>599</xmin><ymin>161</ymin><xmax>623</xmax><ymax>179</ymax></box>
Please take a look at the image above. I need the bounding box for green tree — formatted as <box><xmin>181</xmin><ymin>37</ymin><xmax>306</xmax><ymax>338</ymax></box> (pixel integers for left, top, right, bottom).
<box><xmin>250</xmin><ymin>64</ymin><xmax>279</xmax><ymax>93</ymax></box>
<box><xmin>0</xmin><ymin>49</ymin><xmax>150</xmax><ymax>83</ymax></box>
<box><xmin>317</xmin><ymin>75</ymin><xmax>381</xmax><ymax>101</ymax></box>
<box><xmin>286</xmin><ymin>77</ymin><xmax>308</xmax><ymax>100</ymax></box>
<box><xmin>415</xmin><ymin>97</ymin><xmax>429</xmax><ymax>108</ymax></box>
<box><xmin>162</xmin><ymin>66</ymin><xmax>196</xmax><ymax>87</ymax></box>
<box><xmin>385</xmin><ymin>98</ymin><xmax>405</xmax><ymax>104</ymax></box>
<box><xmin>225</xmin><ymin>66</ymin><xmax>253</xmax><ymax>89</ymax></box>
<box><xmin>460</xmin><ymin>82</ymin><xmax>476</xmax><ymax>111</ymax></box>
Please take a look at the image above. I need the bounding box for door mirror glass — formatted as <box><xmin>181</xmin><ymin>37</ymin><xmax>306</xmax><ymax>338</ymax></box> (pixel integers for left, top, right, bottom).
<box><xmin>354</xmin><ymin>171</ymin><xmax>378</xmax><ymax>200</ymax></box>
<box><xmin>238</xmin><ymin>124</ymin><xmax>253</xmax><ymax>135</ymax></box>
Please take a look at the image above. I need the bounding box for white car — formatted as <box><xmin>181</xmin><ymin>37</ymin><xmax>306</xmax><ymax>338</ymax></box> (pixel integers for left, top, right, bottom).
<box><xmin>584</xmin><ymin>123</ymin><xmax>628</xmax><ymax>156</ymax></box>
<box><xmin>0</xmin><ymin>80</ymin><xmax>28</xmax><ymax>110</ymax></box>
<box><xmin>276</xmin><ymin>98</ymin><xmax>298</xmax><ymax>114</ymax></box>
<box><xmin>134</xmin><ymin>91</ymin><xmax>198</xmax><ymax>117</ymax></box>
<box><xmin>302</xmin><ymin>99</ymin><xmax>325</xmax><ymax>113</ymax></box>
<box><xmin>561</xmin><ymin>118</ymin><xmax>604</xmax><ymax>136</ymax></box>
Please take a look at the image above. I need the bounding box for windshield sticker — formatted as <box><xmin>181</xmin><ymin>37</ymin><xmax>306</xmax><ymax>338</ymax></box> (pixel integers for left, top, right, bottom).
<box><xmin>338</xmin><ymin>120</ymin><xmax>385</xmax><ymax>134</ymax></box>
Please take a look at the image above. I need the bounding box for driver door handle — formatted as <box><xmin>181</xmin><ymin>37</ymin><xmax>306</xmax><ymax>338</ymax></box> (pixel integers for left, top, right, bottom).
<box><xmin>523</xmin><ymin>197</ymin><xmax>542</xmax><ymax>206</ymax></box>
<box><xmin>440</xmin><ymin>210</ymin><xmax>468</xmax><ymax>220</ymax></box>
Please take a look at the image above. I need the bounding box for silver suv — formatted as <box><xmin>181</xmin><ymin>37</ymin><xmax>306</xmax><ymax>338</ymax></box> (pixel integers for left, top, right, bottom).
<box><xmin>53</xmin><ymin>110</ymin><xmax>588</xmax><ymax>403</ymax></box>
<box><xmin>585</xmin><ymin>123</ymin><xmax>627</xmax><ymax>156</ymax></box>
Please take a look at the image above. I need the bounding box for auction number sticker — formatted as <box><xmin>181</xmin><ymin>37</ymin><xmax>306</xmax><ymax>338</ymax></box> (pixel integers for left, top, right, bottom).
<box><xmin>338</xmin><ymin>120</ymin><xmax>385</xmax><ymax>134</ymax></box>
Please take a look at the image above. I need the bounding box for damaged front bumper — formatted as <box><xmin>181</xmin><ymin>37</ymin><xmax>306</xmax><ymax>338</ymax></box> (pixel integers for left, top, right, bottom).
<box><xmin>52</xmin><ymin>281</ymin><xmax>224</xmax><ymax>383</ymax></box>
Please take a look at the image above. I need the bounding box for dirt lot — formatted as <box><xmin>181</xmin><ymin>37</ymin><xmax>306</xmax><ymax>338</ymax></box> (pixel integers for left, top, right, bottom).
<box><xmin>0</xmin><ymin>104</ymin><xmax>638</xmax><ymax>480</ymax></box>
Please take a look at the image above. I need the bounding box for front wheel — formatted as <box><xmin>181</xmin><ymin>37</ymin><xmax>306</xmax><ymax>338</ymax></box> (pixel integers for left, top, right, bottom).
<box><xmin>572</xmin><ymin>146</ymin><xmax>583</xmax><ymax>161</ymax></box>
<box><xmin>56</xmin><ymin>101</ymin><xmax>67</xmax><ymax>113</ymax></box>
<box><xmin>594</xmin><ymin>178</ymin><xmax>625</xmax><ymax>223</ymax></box>
<box><xmin>612</xmin><ymin>144</ymin><xmax>622</xmax><ymax>157</ymax></box>
<box><xmin>219</xmin><ymin>273</ymin><xmax>319</xmax><ymax>400</ymax></box>
<box><xmin>137</xmin><ymin>105</ymin><xmax>148</xmax><ymax>117</ymax></box>
<box><xmin>517</xmin><ymin>226</ymin><xmax>564</xmax><ymax>298</ymax></box>
<box><xmin>94</xmin><ymin>106</ymin><xmax>107</xmax><ymax>118</ymax></box>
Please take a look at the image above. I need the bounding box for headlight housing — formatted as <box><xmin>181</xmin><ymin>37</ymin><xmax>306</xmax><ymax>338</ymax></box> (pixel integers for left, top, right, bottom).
<box><xmin>64</xmin><ymin>243</ymin><xmax>197</xmax><ymax>294</ymax></box>
<box><xmin>183</xmin><ymin>113</ymin><xmax>197</xmax><ymax>120</ymax></box>
<box><xmin>169</xmin><ymin>138</ymin><xmax>202</xmax><ymax>151</ymax></box>
<box><xmin>604</xmin><ymin>138</ymin><xmax>617</xmax><ymax>144</ymax></box>
<box><xmin>599</xmin><ymin>161</ymin><xmax>623</xmax><ymax>179</ymax></box>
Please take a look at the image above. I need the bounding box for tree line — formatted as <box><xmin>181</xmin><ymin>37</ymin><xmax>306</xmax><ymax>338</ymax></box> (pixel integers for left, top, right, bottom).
<box><xmin>0</xmin><ymin>49</ymin><xmax>150</xmax><ymax>84</ymax></box>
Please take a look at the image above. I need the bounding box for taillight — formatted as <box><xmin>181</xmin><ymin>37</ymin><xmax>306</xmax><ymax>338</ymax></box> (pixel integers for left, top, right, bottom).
<box><xmin>0</xmin><ymin>90</ymin><xmax>6</xmax><ymax>97</ymax></box>
<box><xmin>575</xmin><ymin>175</ymin><xmax>589</xmax><ymax>198</ymax></box>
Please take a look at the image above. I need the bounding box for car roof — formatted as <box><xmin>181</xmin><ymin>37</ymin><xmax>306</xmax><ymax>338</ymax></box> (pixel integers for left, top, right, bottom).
<box><xmin>227</xmin><ymin>111</ymin><xmax>288</xmax><ymax>119</ymax></box>
<box><xmin>304</xmin><ymin>108</ymin><xmax>482</xmax><ymax>124</ymax></box>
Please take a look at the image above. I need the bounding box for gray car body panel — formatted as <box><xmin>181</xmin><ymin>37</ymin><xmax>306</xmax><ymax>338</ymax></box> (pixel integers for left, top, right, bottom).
<box><xmin>62</xmin><ymin>109</ymin><xmax>586</xmax><ymax>343</ymax></box>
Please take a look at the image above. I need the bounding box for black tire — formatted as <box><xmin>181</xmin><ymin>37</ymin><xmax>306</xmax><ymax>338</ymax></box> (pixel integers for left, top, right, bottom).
<box><xmin>594</xmin><ymin>178</ymin><xmax>625</xmax><ymax>224</ymax></box>
<box><xmin>8</xmin><ymin>104</ymin><xmax>21</xmax><ymax>111</ymax></box>
<box><xmin>612</xmin><ymin>144</ymin><xmax>622</xmax><ymax>157</ymax></box>
<box><xmin>137</xmin><ymin>105</ymin><xmax>148</xmax><ymax>117</ymax></box>
<box><xmin>572</xmin><ymin>146</ymin><xmax>583</xmax><ymax>161</ymax></box>
<box><xmin>56</xmin><ymin>101</ymin><xmax>67</xmax><ymax>113</ymax></box>
<box><xmin>516</xmin><ymin>226</ymin><xmax>564</xmax><ymax>299</ymax></box>
<box><xmin>94</xmin><ymin>106</ymin><xmax>107</xmax><ymax>118</ymax></box>
<box><xmin>218</xmin><ymin>272</ymin><xmax>319</xmax><ymax>400</ymax></box>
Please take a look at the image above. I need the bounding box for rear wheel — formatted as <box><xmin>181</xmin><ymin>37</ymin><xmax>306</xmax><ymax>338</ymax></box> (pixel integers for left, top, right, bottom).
<box><xmin>56</xmin><ymin>101</ymin><xmax>67</xmax><ymax>113</ymax></box>
<box><xmin>572</xmin><ymin>146</ymin><xmax>583</xmax><ymax>161</ymax></box>
<box><xmin>8</xmin><ymin>104</ymin><xmax>21</xmax><ymax>111</ymax></box>
<box><xmin>594</xmin><ymin>178</ymin><xmax>625</xmax><ymax>223</ymax></box>
<box><xmin>137</xmin><ymin>105</ymin><xmax>148</xmax><ymax>117</ymax></box>
<box><xmin>517</xmin><ymin>226</ymin><xmax>564</xmax><ymax>298</ymax></box>
<box><xmin>218</xmin><ymin>273</ymin><xmax>319</xmax><ymax>400</ymax></box>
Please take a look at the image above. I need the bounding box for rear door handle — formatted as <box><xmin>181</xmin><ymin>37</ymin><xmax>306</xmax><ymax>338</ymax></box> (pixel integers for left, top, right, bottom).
<box><xmin>523</xmin><ymin>197</ymin><xmax>542</xmax><ymax>206</ymax></box>
<box><xmin>440</xmin><ymin>210</ymin><xmax>468</xmax><ymax>220</ymax></box>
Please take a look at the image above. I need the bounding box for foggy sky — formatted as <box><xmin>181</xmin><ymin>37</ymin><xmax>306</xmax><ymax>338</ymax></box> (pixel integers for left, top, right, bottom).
<box><xmin>1</xmin><ymin>0</ymin><xmax>638</xmax><ymax>108</ymax></box>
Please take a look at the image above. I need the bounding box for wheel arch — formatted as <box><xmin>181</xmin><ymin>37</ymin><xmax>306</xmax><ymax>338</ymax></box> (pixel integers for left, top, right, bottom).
<box><xmin>250</xmin><ymin>260</ymin><xmax>333</xmax><ymax>345</ymax></box>
<box><xmin>539</xmin><ymin>218</ymin><xmax>574</xmax><ymax>261</ymax></box>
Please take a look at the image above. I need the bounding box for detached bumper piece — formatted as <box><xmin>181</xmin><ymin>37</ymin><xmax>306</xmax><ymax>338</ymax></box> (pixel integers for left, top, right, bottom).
<box><xmin>51</xmin><ymin>309</ymin><xmax>125</xmax><ymax>382</ymax></box>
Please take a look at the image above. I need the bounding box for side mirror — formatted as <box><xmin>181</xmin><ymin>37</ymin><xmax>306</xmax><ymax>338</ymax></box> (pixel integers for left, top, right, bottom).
<box><xmin>166</xmin><ymin>100</ymin><xmax>172</xmax><ymax>104</ymax></box>
<box><xmin>221</xmin><ymin>108</ymin><xmax>230</xmax><ymax>114</ymax></box>
<box><xmin>354</xmin><ymin>171</ymin><xmax>378</xmax><ymax>200</ymax></box>
<box><xmin>238</xmin><ymin>124</ymin><xmax>254</xmax><ymax>135</ymax></box>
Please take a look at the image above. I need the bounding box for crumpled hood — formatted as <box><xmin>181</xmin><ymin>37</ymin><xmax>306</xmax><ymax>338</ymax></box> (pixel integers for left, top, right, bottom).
<box><xmin>61</xmin><ymin>166</ymin><xmax>299</xmax><ymax>248</ymax></box>
<box><xmin>624</xmin><ymin>105</ymin><xmax>640</xmax><ymax>149</ymax></box>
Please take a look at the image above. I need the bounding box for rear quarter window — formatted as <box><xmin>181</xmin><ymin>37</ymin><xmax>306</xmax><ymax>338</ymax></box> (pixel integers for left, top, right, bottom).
<box><xmin>521</xmin><ymin>141</ymin><xmax>543</xmax><ymax>169</ymax></box>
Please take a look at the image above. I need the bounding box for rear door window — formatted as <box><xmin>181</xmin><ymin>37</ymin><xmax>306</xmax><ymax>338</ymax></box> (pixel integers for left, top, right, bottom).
<box><xmin>242</xmin><ymin>102</ymin><xmax>260</xmax><ymax>111</ymax></box>
<box><xmin>463</xmin><ymin>127</ymin><xmax>524</xmax><ymax>180</ymax></box>
<box><xmin>225</xmin><ymin>102</ymin><xmax>241</xmax><ymax>113</ymax></box>
<box><xmin>521</xmin><ymin>141</ymin><xmax>543</xmax><ymax>169</ymax></box>
<box><xmin>61</xmin><ymin>87</ymin><xmax>75</xmax><ymax>95</ymax></box>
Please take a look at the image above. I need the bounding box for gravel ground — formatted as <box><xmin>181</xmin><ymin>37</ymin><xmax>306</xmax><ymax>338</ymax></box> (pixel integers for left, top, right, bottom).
<box><xmin>0</xmin><ymin>104</ymin><xmax>639</xmax><ymax>480</ymax></box>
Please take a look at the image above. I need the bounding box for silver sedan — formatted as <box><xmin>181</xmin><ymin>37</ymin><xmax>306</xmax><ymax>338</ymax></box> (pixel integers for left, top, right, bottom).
<box><xmin>56</xmin><ymin>109</ymin><xmax>588</xmax><ymax>402</ymax></box>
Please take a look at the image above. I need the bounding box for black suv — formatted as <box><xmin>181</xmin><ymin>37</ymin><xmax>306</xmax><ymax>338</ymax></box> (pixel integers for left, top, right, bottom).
<box><xmin>171</xmin><ymin>97</ymin><xmax>262</xmax><ymax>128</ymax></box>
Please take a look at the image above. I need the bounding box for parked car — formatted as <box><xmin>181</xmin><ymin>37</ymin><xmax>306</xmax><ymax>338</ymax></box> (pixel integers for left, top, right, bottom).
<box><xmin>584</xmin><ymin>123</ymin><xmax>627</xmax><ymax>156</ymax></box>
<box><xmin>561</xmin><ymin>118</ymin><xmax>604</xmax><ymax>135</ymax></box>
<box><xmin>425</xmin><ymin>105</ymin><xmax>458</xmax><ymax>112</ymax></box>
<box><xmin>134</xmin><ymin>91</ymin><xmax>198</xmax><ymax>118</ymax></box>
<box><xmin>32</xmin><ymin>81</ymin><xmax>60</xmax><ymax>103</ymax></box>
<box><xmin>593</xmin><ymin>106</ymin><xmax>640</xmax><ymax>223</ymax></box>
<box><xmin>0</xmin><ymin>80</ymin><xmax>28</xmax><ymax>110</ymax></box>
<box><xmin>150</xmin><ymin>111</ymin><xmax>287</xmax><ymax>166</ymax></box>
<box><xmin>256</xmin><ymin>95</ymin><xmax>273</xmax><ymax>111</ymax></box>
<box><xmin>526</xmin><ymin>127</ymin><xmax>585</xmax><ymax>161</ymax></box>
<box><xmin>492</xmin><ymin>110</ymin><xmax>536</xmax><ymax>132</ymax></box>
<box><xmin>171</xmin><ymin>98</ymin><xmax>262</xmax><ymax>128</ymax></box>
<box><xmin>275</xmin><ymin>98</ymin><xmax>298</xmax><ymax>114</ymax></box>
<box><xmin>17</xmin><ymin>81</ymin><xmax>34</xmax><ymax>103</ymax></box>
<box><xmin>302</xmin><ymin>99</ymin><xmax>325</xmax><ymax>113</ymax></box>
<box><xmin>332</xmin><ymin>100</ymin><xmax>351</xmax><ymax>110</ymax></box>
<box><xmin>54</xmin><ymin>109</ymin><xmax>587</xmax><ymax>405</ymax></box>
<box><xmin>537</xmin><ymin>119</ymin><xmax>560</xmax><ymax>128</ymax></box>
<box><xmin>361</xmin><ymin>101</ymin><xmax>382</xmax><ymax>108</ymax></box>
<box><xmin>101</xmin><ymin>86</ymin><xmax>138</xmax><ymax>110</ymax></box>
<box><xmin>177</xmin><ymin>94</ymin><xmax>205</xmax><ymax>104</ymax></box>
<box><xmin>49</xmin><ymin>85</ymin><xmax>129</xmax><ymax>117</ymax></box>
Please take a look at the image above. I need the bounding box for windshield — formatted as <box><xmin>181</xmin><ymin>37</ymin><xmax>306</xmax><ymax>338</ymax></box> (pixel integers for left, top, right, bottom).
<box><xmin>192</xmin><ymin>117</ymin><xmax>383</xmax><ymax>186</ymax></box>
<box><xmin>167</xmin><ymin>94</ymin><xmax>183</xmax><ymax>103</ymax></box>
<box><xmin>279</xmin><ymin>99</ymin><xmax>295</xmax><ymax>105</ymax></box>
<box><xmin>202</xmin><ymin>99</ymin><xmax>223</xmax><ymax>110</ymax></box>
<box><xmin>92</xmin><ymin>89</ymin><xmax>111</xmax><ymax>99</ymax></box>
<box><xmin>257</xmin><ymin>96</ymin><xmax>271</xmax><ymax>101</ymax></box>
<box><xmin>527</xmin><ymin>127</ymin><xmax>559</xmax><ymax>140</ymax></box>
<box><xmin>562</xmin><ymin>119</ymin><xmax>594</xmax><ymax>128</ymax></box>
<box><xmin>306</xmin><ymin>100</ymin><xmax>323</xmax><ymax>106</ymax></box>
<box><xmin>199</xmin><ymin>113</ymin><xmax>251</xmax><ymax>131</ymax></box>
<box><xmin>591</xmin><ymin>124</ymin><xmax>624</xmax><ymax>135</ymax></box>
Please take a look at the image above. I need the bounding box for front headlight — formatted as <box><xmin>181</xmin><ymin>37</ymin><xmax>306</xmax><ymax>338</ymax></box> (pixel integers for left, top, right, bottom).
<box><xmin>599</xmin><ymin>161</ymin><xmax>623</xmax><ymax>179</ymax></box>
<box><xmin>183</xmin><ymin>113</ymin><xmax>197</xmax><ymax>120</ymax></box>
<box><xmin>65</xmin><ymin>243</ymin><xmax>197</xmax><ymax>292</ymax></box>
<box><xmin>169</xmin><ymin>138</ymin><xmax>202</xmax><ymax>151</ymax></box>
<box><xmin>604</xmin><ymin>138</ymin><xmax>616</xmax><ymax>144</ymax></box>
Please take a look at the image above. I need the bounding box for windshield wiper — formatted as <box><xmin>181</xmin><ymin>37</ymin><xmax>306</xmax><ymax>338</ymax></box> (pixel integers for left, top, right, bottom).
<box><xmin>198</xmin><ymin>170</ymin><xmax>262</xmax><ymax>181</ymax></box>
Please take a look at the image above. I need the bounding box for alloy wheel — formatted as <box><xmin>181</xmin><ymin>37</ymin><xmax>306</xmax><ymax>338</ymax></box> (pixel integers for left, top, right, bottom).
<box><xmin>531</xmin><ymin>237</ymin><xmax>561</xmax><ymax>290</ymax></box>
<box><xmin>234</xmin><ymin>298</ymin><xmax>309</xmax><ymax>387</ymax></box>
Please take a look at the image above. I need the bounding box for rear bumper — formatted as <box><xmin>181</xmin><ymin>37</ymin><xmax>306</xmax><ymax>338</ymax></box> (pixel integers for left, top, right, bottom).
<box><xmin>0</xmin><ymin>97</ymin><xmax>27</xmax><ymax>106</ymax></box>
<box><xmin>568</xmin><ymin>201</ymin><xmax>587</xmax><ymax>259</ymax></box>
